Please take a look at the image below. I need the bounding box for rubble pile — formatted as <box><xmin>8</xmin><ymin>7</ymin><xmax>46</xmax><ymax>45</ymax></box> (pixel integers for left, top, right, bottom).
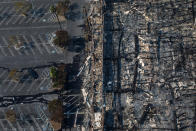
<box><xmin>82</xmin><ymin>0</ymin><xmax>104</xmax><ymax>130</ymax></box>
<box><xmin>103</xmin><ymin>0</ymin><xmax>195</xmax><ymax>130</ymax></box>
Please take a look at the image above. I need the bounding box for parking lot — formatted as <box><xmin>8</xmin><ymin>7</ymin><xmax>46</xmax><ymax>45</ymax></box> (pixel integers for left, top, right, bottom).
<box><xmin>0</xmin><ymin>0</ymin><xmax>64</xmax><ymax>26</ymax></box>
<box><xmin>0</xmin><ymin>0</ymin><xmax>81</xmax><ymax>95</ymax></box>
<box><xmin>0</xmin><ymin>68</ymin><xmax>52</xmax><ymax>96</ymax></box>
<box><xmin>0</xmin><ymin>33</ymin><xmax>63</xmax><ymax>57</ymax></box>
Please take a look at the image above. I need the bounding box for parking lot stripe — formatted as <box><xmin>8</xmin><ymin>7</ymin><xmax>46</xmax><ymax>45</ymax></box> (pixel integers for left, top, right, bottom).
<box><xmin>38</xmin><ymin>3</ymin><xmax>50</xmax><ymax>22</ymax></box>
<box><xmin>39</xmin><ymin>34</ymin><xmax>51</xmax><ymax>53</ymax></box>
<box><xmin>8</xmin><ymin>46</ymin><xmax>21</xmax><ymax>56</ymax></box>
<box><xmin>5</xmin><ymin>15</ymin><xmax>17</xmax><ymax>25</ymax></box>
<box><xmin>1</xmin><ymin>37</ymin><xmax>15</xmax><ymax>56</ymax></box>
<box><xmin>15</xmin><ymin>35</ymin><xmax>28</xmax><ymax>56</ymax></box>
<box><xmin>40</xmin><ymin>68</ymin><xmax>50</xmax><ymax>78</ymax></box>
<box><xmin>48</xmin><ymin>14</ymin><xmax>56</xmax><ymax>23</ymax></box>
<box><xmin>47</xmin><ymin>33</ymin><xmax>61</xmax><ymax>54</ymax></box>
<box><xmin>25</xmin><ymin>15</ymin><xmax>35</xmax><ymax>24</ymax></box>
<box><xmin>43</xmin><ymin>69</ymin><xmax>50</xmax><ymax>77</ymax></box>
<box><xmin>0</xmin><ymin>6</ymin><xmax>10</xmax><ymax>16</ymax></box>
<box><xmin>32</xmin><ymin>4</ymin><xmax>45</xmax><ymax>23</ymax></box>
<box><xmin>18</xmin><ymin>16</ymin><xmax>28</xmax><ymax>25</ymax></box>
<box><xmin>0</xmin><ymin>7</ymin><xmax>11</xmax><ymax>25</ymax></box>
<box><xmin>7</xmin><ymin>7</ymin><xmax>15</xmax><ymax>17</ymax></box>
<box><xmin>12</xmin><ymin>15</ymin><xmax>23</xmax><ymax>24</ymax></box>
<box><xmin>1</xmin><ymin>76</ymin><xmax>10</xmax><ymax>93</ymax></box>
<box><xmin>4</xmin><ymin>80</ymin><xmax>13</xmax><ymax>93</ymax></box>
<box><xmin>0</xmin><ymin>70</ymin><xmax>7</xmax><ymax>79</ymax></box>
<box><xmin>0</xmin><ymin>48</ymin><xmax>7</xmax><ymax>56</ymax></box>
<box><xmin>30</xmin><ymin>35</ymin><xmax>44</xmax><ymax>55</ymax></box>
<box><xmin>26</xmin><ymin>79</ymin><xmax>39</xmax><ymax>93</ymax></box>
<box><xmin>18</xmin><ymin>82</ymin><xmax>27</xmax><ymax>92</ymax></box>
<box><xmin>23</xmin><ymin>35</ymin><xmax>35</xmax><ymax>55</ymax></box>
<box><xmin>36</xmin><ymin>79</ymin><xmax>46</xmax><ymax>91</ymax></box>
<box><xmin>20</xmin><ymin>35</ymin><xmax>31</xmax><ymax>56</ymax></box>
<box><xmin>10</xmin><ymin>81</ymin><xmax>20</xmax><ymax>92</ymax></box>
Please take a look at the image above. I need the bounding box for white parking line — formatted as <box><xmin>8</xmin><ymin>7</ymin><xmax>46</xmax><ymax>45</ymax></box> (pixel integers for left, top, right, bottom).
<box><xmin>18</xmin><ymin>16</ymin><xmax>28</xmax><ymax>25</ymax></box>
<box><xmin>3</xmin><ymin>7</ymin><xmax>15</xmax><ymax>25</ymax></box>
<box><xmin>0</xmin><ymin>70</ymin><xmax>7</xmax><ymax>78</ymax></box>
<box><xmin>10</xmin><ymin>81</ymin><xmax>20</xmax><ymax>92</ymax></box>
<box><xmin>48</xmin><ymin>14</ymin><xmax>56</xmax><ymax>23</ymax></box>
<box><xmin>5</xmin><ymin>15</ymin><xmax>17</xmax><ymax>25</ymax></box>
<box><xmin>15</xmin><ymin>35</ymin><xmax>28</xmax><ymax>56</ymax></box>
<box><xmin>1</xmin><ymin>36</ymin><xmax>15</xmax><ymax>56</ymax></box>
<box><xmin>4</xmin><ymin>80</ymin><xmax>13</xmax><ymax>92</ymax></box>
<box><xmin>0</xmin><ymin>48</ymin><xmax>7</xmax><ymax>56</ymax></box>
<box><xmin>23</xmin><ymin>35</ymin><xmax>35</xmax><ymax>55</ymax></box>
<box><xmin>40</xmin><ymin>68</ymin><xmax>50</xmax><ymax>78</ymax></box>
<box><xmin>32</xmin><ymin>4</ymin><xmax>44</xmax><ymax>23</ymax></box>
<box><xmin>17</xmin><ymin>82</ymin><xmax>27</xmax><ymax>92</ymax></box>
<box><xmin>26</xmin><ymin>79</ymin><xmax>38</xmax><ymax>93</ymax></box>
<box><xmin>25</xmin><ymin>15</ymin><xmax>35</xmax><ymax>24</ymax></box>
<box><xmin>35</xmin><ymin>79</ymin><xmax>46</xmax><ymax>91</ymax></box>
<box><xmin>30</xmin><ymin>35</ymin><xmax>44</xmax><ymax>55</ymax></box>
<box><xmin>12</xmin><ymin>15</ymin><xmax>23</xmax><ymax>24</ymax></box>
<box><xmin>41</xmin><ymin>81</ymin><xmax>51</xmax><ymax>91</ymax></box>
<box><xmin>37</xmin><ymin>3</ymin><xmax>50</xmax><ymax>22</ymax></box>
<box><xmin>0</xmin><ymin>7</ymin><xmax>11</xmax><ymax>25</ymax></box>
<box><xmin>47</xmin><ymin>33</ymin><xmax>62</xmax><ymax>54</ymax></box>
<box><xmin>20</xmin><ymin>35</ymin><xmax>31</xmax><ymax>56</ymax></box>
<box><xmin>39</xmin><ymin>34</ymin><xmax>51</xmax><ymax>53</ymax></box>
<box><xmin>55</xmin><ymin>46</ymin><xmax>63</xmax><ymax>54</ymax></box>
<box><xmin>7</xmin><ymin>7</ymin><xmax>15</xmax><ymax>17</ymax></box>
<box><xmin>43</xmin><ymin>69</ymin><xmax>50</xmax><ymax>77</ymax></box>
<box><xmin>1</xmin><ymin>76</ymin><xmax>10</xmax><ymax>92</ymax></box>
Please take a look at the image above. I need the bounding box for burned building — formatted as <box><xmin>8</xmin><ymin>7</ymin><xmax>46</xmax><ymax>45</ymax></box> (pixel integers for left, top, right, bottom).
<box><xmin>82</xmin><ymin>0</ymin><xmax>195</xmax><ymax>130</ymax></box>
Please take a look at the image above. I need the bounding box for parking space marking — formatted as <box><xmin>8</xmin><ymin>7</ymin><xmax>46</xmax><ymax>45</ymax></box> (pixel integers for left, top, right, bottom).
<box><xmin>0</xmin><ymin>70</ymin><xmax>7</xmax><ymax>79</ymax></box>
<box><xmin>40</xmin><ymin>68</ymin><xmax>50</xmax><ymax>78</ymax></box>
<box><xmin>0</xmin><ymin>48</ymin><xmax>7</xmax><ymax>56</ymax></box>
<box><xmin>18</xmin><ymin>16</ymin><xmax>28</xmax><ymax>25</ymax></box>
<box><xmin>47</xmin><ymin>14</ymin><xmax>56</xmax><ymax>23</ymax></box>
<box><xmin>26</xmin><ymin>79</ymin><xmax>38</xmax><ymax>93</ymax></box>
<box><xmin>30</xmin><ymin>35</ymin><xmax>44</xmax><ymax>55</ymax></box>
<box><xmin>42</xmin><ymin>80</ymin><xmax>51</xmax><ymax>91</ymax></box>
<box><xmin>25</xmin><ymin>15</ymin><xmax>35</xmax><ymax>24</ymax></box>
<box><xmin>38</xmin><ymin>3</ymin><xmax>51</xmax><ymax>22</ymax></box>
<box><xmin>1</xmin><ymin>36</ymin><xmax>15</xmax><ymax>56</ymax></box>
<box><xmin>8</xmin><ymin>46</ymin><xmax>20</xmax><ymax>56</ymax></box>
<box><xmin>7</xmin><ymin>7</ymin><xmax>15</xmax><ymax>16</ymax></box>
<box><xmin>38</xmin><ymin>34</ymin><xmax>51</xmax><ymax>53</ymax></box>
<box><xmin>5</xmin><ymin>15</ymin><xmax>16</xmax><ymax>25</ymax></box>
<box><xmin>16</xmin><ymin>35</ymin><xmax>29</xmax><ymax>56</ymax></box>
<box><xmin>17</xmin><ymin>82</ymin><xmax>27</xmax><ymax>92</ymax></box>
<box><xmin>35</xmin><ymin>35</ymin><xmax>49</xmax><ymax>53</ymax></box>
<box><xmin>10</xmin><ymin>81</ymin><xmax>20</xmax><ymax>92</ymax></box>
<box><xmin>4</xmin><ymin>80</ymin><xmax>13</xmax><ymax>93</ymax></box>
<box><xmin>0</xmin><ymin>7</ymin><xmax>11</xmax><ymax>25</ymax></box>
<box><xmin>23</xmin><ymin>35</ymin><xmax>35</xmax><ymax>55</ymax></box>
<box><xmin>4</xmin><ymin>8</ymin><xmax>15</xmax><ymax>25</ymax></box>
<box><xmin>1</xmin><ymin>76</ymin><xmax>10</xmax><ymax>93</ymax></box>
<box><xmin>35</xmin><ymin>79</ymin><xmax>46</xmax><ymax>91</ymax></box>
<box><xmin>38</xmin><ymin>3</ymin><xmax>50</xmax><ymax>22</ymax></box>
<box><xmin>12</xmin><ymin>15</ymin><xmax>23</xmax><ymax>24</ymax></box>
<box><xmin>47</xmin><ymin>33</ymin><xmax>61</xmax><ymax>54</ymax></box>
<box><xmin>32</xmin><ymin>4</ymin><xmax>45</xmax><ymax>23</ymax></box>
